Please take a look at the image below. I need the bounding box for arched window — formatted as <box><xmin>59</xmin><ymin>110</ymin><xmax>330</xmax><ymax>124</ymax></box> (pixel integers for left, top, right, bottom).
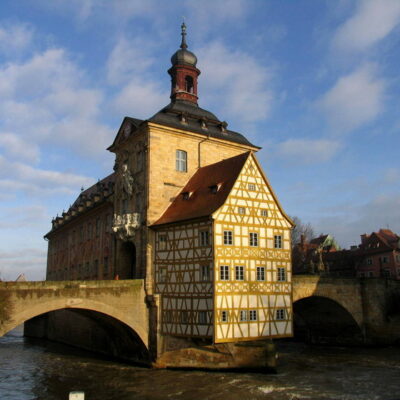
<box><xmin>185</xmin><ymin>75</ymin><xmax>194</xmax><ymax>93</ymax></box>
<box><xmin>176</xmin><ymin>149</ymin><xmax>187</xmax><ymax>172</ymax></box>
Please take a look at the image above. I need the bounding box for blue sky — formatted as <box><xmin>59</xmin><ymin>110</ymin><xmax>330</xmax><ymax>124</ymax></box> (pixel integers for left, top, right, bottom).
<box><xmin>0</xmin><ymin>0</ymin><xmax>399</xmax><ymax>280</ymax></box>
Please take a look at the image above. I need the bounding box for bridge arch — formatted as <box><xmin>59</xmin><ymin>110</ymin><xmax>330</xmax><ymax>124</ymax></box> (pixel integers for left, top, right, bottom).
<box><xmin>293</xmin><ymin>295</ymin><xmax>364</xmax><ymax>344</ymax></box>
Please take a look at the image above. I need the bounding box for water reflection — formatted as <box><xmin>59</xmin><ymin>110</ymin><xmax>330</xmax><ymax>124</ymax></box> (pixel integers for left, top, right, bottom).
<box><xmin>0</xmin><ymin>329</ymin><xmax>400</xmax><ymax>400</ymax></box>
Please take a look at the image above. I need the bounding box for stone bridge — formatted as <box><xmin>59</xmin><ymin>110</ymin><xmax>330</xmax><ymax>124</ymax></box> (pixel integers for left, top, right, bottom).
<box><xmin>293</xmin><ymin>275</ymin><xmax>400</xmax><ymax>344</ymax></box>
<box><xmin>0</xmin><ymin>280</ymin><xmax>151</xmax><ymax>358</ymax></box>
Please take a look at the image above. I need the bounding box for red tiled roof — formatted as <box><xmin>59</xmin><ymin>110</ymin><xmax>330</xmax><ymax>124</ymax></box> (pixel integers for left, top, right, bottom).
<box><xmin>152</xmin><ymin>152</ymin><xmax>251</xmax><ymax>226</ymax></box>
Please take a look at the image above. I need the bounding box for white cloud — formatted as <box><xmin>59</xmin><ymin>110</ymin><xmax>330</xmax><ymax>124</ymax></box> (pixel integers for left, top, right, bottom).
<box><xmin>0</xmin><ymin>155</ymin><xmax>94</xmax><ymax>196</ymax></box>
<box><xmin>274</xmin><ymin>138</ymin><xmax>341</xmax><ymax>164</ymax></box>
<box><xmin>333</xmin><ymin>0</ymin><xmax>400</xmax><ymax>53</ymax></box>
<box><xmin>0</xmin><ymin>133</ymin><xmax>40</xmax><ymax>163</ymax></box>
<box><xmin>0</xmin><ymin>247</ymin><xmax>47</xmax><ymax>281</ymax></box>
<box><xmin>0</xmin><ymin>23</ymin><xmax>34</xmax><ymax>55</ymax></box>
<box><xmin>315</xmin><ymin>194</ymin><xmax>400</xmax><ymax>248</ymax></box>
<box><xmin>198</xmin><ymin>41</ymin><xmax>273</xmax><ymax>123</ymax></box>
<box><xmin>317</xmin><ymin>63</ymin><xmax>385</xmax><ymax>132</ymax></box>
<box><xmin>106</xmin><ymin>37</ymin><xmax>156</xmax><ymax>86</ymax></box>
<box><xmin>0</xmin><ymin>48</ymin><xmax>114</xmax><ymax>157</ymax></box>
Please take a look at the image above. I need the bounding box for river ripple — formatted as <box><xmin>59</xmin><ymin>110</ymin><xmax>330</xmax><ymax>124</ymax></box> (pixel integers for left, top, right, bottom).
<box><xmin>0</xmin><ymin>328</ymin><xmax>400</xmax><ymax>400</ymax></box>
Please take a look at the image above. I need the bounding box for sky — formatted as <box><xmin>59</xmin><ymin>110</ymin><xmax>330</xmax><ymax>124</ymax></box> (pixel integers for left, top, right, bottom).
<box><xmin>0</xmin><ymin>0</ymin><xmax>399</xmax><ymax>280</ymax></box>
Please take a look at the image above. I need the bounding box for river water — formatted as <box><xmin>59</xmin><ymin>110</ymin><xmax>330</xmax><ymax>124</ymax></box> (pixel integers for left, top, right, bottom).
<box><xmin>1</xmin><ymin>328</ymin><xmax>400</xmax><ymax>400</ymax></box>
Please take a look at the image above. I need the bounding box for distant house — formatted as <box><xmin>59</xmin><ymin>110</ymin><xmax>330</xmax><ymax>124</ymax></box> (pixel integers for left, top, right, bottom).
<box><xmin>292</xmin><ymin>234</ymin><xmax>340</xmax><ymax>275</ymax></box>
<box><xmin>356</xmin><ymin>229</ymin><xmax>400</xmax><ymax>279</ymax></box>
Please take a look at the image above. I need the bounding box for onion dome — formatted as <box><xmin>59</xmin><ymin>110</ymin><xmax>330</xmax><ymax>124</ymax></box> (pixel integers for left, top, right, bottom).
<box><xmin>171</xmin><ymin>22</ymin><xmax>197</xmax><ymax>67</ymax></box>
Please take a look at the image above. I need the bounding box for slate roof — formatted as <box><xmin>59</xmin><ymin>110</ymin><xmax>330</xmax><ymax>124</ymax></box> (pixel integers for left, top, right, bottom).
<box><xmin>149</xmin><ymin>100</ymin><xmax>258</xmax><ymax>148</ymax></box>
<box><xmin>152</xmin><ymin>152</ymin><xmax>251</xmax><ymax>226</ymax></box>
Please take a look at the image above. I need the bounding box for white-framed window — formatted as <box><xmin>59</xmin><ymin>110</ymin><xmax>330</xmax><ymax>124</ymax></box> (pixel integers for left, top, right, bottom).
<box><xmin>260</xmin><ymin>209</ymin><xmax>268</xmax><ymax>217</ymax></box>
<box><xmin>159</xmin><ymin>234</ymin><xmax>167</xmax><ymax>250</ymax></box>
<box><xmin>238</xmin><ymin>207</ymin><xmax>246</xmax><ymax>215</ymax></box>
<box><xmin>200</xmin><ymin>230</ymin><xmax>210</xmax><ymax>246</ymax></box>
<box><xmin>249</xmin><ymin>310</ymin><xmax>257</xmax><ymax>321</ymax></box>
<box><xmin>235</xmin><ymin>266</ymin><xmax>244</xmax><ymax>281</ymax></box>
<box><xmin>221</xmin><ymin>311</ymin><xmax>228</xmax><ymax>322</ymax></box>
<box><xmin>366</xmin><ymin>258</ymin><xmax>372</xmax><ymax>265</ymax></box>
<box><xmin>274</xmin><ymin>235</ymin><xmax>282</xmax><ymax>249</ymax></box>
<box><xmin>277</xmin><ymin>267</ymin><xmax>286</xmax><ymax>281</ymax></box>
<box><xmin>201</xmin><ymin>264</ymin><xmax>210</xmax><ymax>281</ymax></box>
<box><xmin>176</xmin><ymin>149</ymin><xmax>187</xmax><ymax>172</ymax></box>
<box><xmin>250</xmin><ymin>232</ymin><xmax>258</xmax><ymax>247</ymax></box>
<box><xmin>223</xmin><ymin>230</ymin><xmax>233</xmax><ymax>245</ymax></box>
<box><xmin>256</xmin><ymin>267</ymin><xmax>265</xmax><ymax>281</ymax></box>
<box><xmin>276</xmin><ymin>309</ymin><xmax>286</xmax><ymax>320</ymax></box>
<box><xmin>159</xmin><ymin>267</ymin><xmax>167</xmax><ymax>283</ymax></box>
<box><xmin>198</xmin><ymin>311</ymin><xmax>207</xmax><ymax>325</ymax></box>
<box><xmin>248</xmin><ymin>183</ymin><xmax>256</xmax><ymax>191</ymax></box>
<box><xmin>240</xmin><ymin>310</ymin><xmax>247</xmax><ymax>321</ymax></box>
<box><xmin>220</xmin><ymin>265</ymin><xmax>229</xmax><ymax>280</ymax></box>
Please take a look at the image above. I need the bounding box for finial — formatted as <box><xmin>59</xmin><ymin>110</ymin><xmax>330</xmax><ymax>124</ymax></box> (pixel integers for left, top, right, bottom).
<box><xmin>180</xmin><ymin>21</ymin><xmax>188</xmax><ymax>50</ymax></box>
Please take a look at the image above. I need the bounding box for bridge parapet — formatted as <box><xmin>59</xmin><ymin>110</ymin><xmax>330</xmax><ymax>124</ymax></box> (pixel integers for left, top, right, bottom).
<box><xmin>0</xmin><ymin>279</ymin><xmax>149</xmax><ymax>347</ymax></box>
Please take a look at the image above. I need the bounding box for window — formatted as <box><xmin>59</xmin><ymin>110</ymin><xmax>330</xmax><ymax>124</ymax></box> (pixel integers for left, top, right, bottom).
<box><xmin>235</xmin><ymin>266</ymin><xmax>244</xmax><ymax>281</ymax></box>
<box><xmin>201</xmin><ymin>265</ymin><xmax>210</xmax><ymax>281</ymax></box>
<box><xmin>250</xmin><ymin>232</ymin><xmax>258</xmax><ymax>247</ymax></box>
<box><xmin>257</xmin><ymin>267</ymin><xmax>265</xmax><ymax>281</ymax></box>
<box><xmin>277</xmin><ymin>267</ymin><xmax>286</xmax><ymax>281</ymax></box>
<box><xmin>209</xmin><ymin>184</ymin><xmax>221</xmax><ymax>194</ymax></box>
<box><xmin>274</xmin><ymin>235</ymin><xmax>282</xmax><ymax>249</ymax></box>
<box><xmin>396</xmin><ymin>255</ymin><xmax>400</xmax><ymax>263</ymax></box>
<box><xmin>220</xmin><ymin>265</ymin><xmax>229</xmax><ymax>280</ymax></box>
<box><xmin>176</xmin><ymin>150</ymin><xmax>187</xmax><ymax>172</ymax></box>
<box><xmin>105</xmin><ymin>214</ymin><xmax>111</xmax><ymax>233</ymax></box>
<box><xmin>240</xmin><ymin>310</ymin><xmax>247</xmax><ymax>321</ymax></box>
<box><xmin>380</xmin><ymin>256</ymin><xmax>389</xmax><ymax>264</ymax></box>
<box><xmin>223</xmin><ymin>230</ymin><xmax>233</xmax><ymax>245</ymax></box>
<box><xmin>165</xmin><ymin>310</ymin><xmax>173</xmax><ymax>323</ymax></box>
<box><xmin>182</xmin><ymin>192</ymin><xmax>192</xmax><ymax>200</ymax></box>
<box><xmin>185</xmin><ymin>75</ymin><xmax>194</xmax><ymax>93</ymax></box>
<box><xmin>276</xmin><ymin>309</ymin><xmax>286</xmax><ymax>320</ymax></box>
<box><xmin>94</xmin><ymin>260</ymin><xmax>99</xmax><ymax>278</ymax></box>
<box><xmin>366</xmin><ymin>258</ymin><xmax>372</xmax><ymax>265</ymax></box>
<box><xmin>248</xmin><ymin>183</ymin><xmax>256</xmax><ymax>191</ymax></box>
<box><xmin>260</xmin><ymin>209</ymin><xmax>268</xmax><ymax>217</ymax></box>
<box><xmin>383</xmin><ymin>269</ymin><xmax>391</xmax><ymax>278</ymax></box>
<box><xmin>249</xmin><ymin>310</ymin><xmax>257</xmax><ymax>321</ymax></box>
<box><xmin>198</xmin><ymin>311</ymin><xmax>207</xmax><ymax>324</ymax></box>
<box><xmin>96</xmin><ymin>218</ymin><xmax>101</xmax><ymax>237</ymax></box>
<box><xmin>200</xmin><ymin>230</ymin><xmax>210</xmax><ymax>246</ymax></box>
<box><xmin>159</xmin><ymin>234</ymin><xmax>167</xmax><ymax>250</ymax></box>
<box><xmin>159</xmin><ymin>267</ymin><xmax>167</xmax><ymax>282</ymax></box>
<box><xmin>181</xmin><ymin>311</ymin><xmax>188</xmax><ymax>324</ymax></box>
<box><xmin>103</xmin><ymin>257</ymin><xmax>109</xmax><ymax>274</ymax></box>
<box><xmin>221</xmin><ymin>311</ymin><xmax>228</xmax><ymax>322</ymax></box>
<box><xmin>238</xmin><ymin>207</ymin><xmax>246</xmax><ymax>215</ymax></box>
<box><xmin>367</xmin><ymin>271</ymin><xmax>374</xmax><ymax>278</ymax></box>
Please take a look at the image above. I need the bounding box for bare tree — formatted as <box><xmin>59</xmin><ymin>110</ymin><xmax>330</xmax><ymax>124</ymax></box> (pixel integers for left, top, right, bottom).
<box><xmin>291</xmin><ymin>216</ymin><xmax>315</xmax><ymax>248</ymax></box>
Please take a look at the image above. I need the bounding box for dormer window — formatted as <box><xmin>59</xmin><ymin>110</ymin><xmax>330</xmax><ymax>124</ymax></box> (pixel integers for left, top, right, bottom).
<box><xmin>182</xmin><ymin>191</ymin><xmax>193</xmax><ymax>200</ymax></box>
<box><xmin>209</xmin><ymin>183</ymin><xmax>222</xmax><ymax>194</ymax></box>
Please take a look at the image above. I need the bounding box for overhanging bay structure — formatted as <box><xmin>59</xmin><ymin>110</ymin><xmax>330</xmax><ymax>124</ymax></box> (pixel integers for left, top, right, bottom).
<box><xmin>43</xmin><ymin>24</ymin><xmax>294</xmax><ymax>368</ymax></box>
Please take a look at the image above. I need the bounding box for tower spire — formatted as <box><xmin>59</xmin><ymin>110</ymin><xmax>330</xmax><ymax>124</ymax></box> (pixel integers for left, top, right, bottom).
<box><xmin>180</xmin><ymin>21</ymin><xmax>188</xmax><ymax>50</ymax></box>
<box><xmin>169</xmin><ymin>21</ymin><xmax>200</xmax><ymax>104</ymax></box>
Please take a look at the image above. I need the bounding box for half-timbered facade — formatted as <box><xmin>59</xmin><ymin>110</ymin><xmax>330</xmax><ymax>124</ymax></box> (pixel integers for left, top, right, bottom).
<box><xmin>153</xmin><ymin>152</ymin><xmax>293</xmax><ymax>343</ymax></box>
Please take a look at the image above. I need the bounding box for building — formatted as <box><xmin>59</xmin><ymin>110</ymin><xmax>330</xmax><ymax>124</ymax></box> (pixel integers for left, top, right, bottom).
<box><xmin>292</xmin><ymin>234</ymin><xmax>340</xmax><ymax>275</ymax></box>
<box><xmin>45</xmin><ymin>24</ymin><xmax>294</xmax><ymax>348</ymax></box>
<box><xmin>356</xmin><ymin>229</ymin><xmax>400</xmax><ymax>279</ymax></box>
